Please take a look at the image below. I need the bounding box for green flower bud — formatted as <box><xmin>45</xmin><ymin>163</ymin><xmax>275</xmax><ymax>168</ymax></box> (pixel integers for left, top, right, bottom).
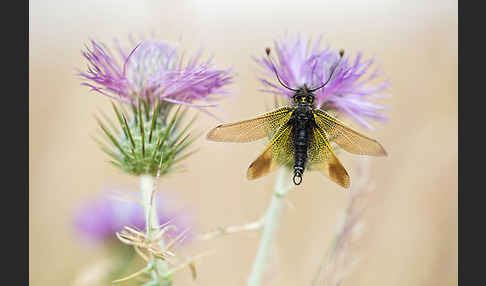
<box><xmin>95</xmin><ymin>98</ymin><xmax>198</xmax><ymax>176</ymax></box>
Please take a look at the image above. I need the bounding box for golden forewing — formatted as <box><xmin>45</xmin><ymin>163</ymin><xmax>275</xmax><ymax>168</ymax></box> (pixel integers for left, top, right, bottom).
<box><xmin>313</xmin><ymin>109</ymin><xmax>387</xmax><ymax>156</ymax></box>
<box><xmin>247</xmin><ymin>123</ymin><xmax>294</xmax><ymax>180</ymax></box>
<box><xmin>207</xmin><ymin>106</ymin><xmax>293</xmax><ymax>142</ymax></box>
<box><xmin>308</xmin><ymin>125</ymin><xmax>350</xmax><ymax>188</ymax></box>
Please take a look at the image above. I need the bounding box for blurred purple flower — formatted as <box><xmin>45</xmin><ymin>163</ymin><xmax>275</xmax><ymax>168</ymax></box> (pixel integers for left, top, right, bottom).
<box><xmin>73</xmin><ymin>192</ymin><xmax>192</xmax><ymax>244</ymax></box>
<box><xmin>80</xmin><ymin>39</ymin><xmax>233</xmax><ymax>108</ymax></box>
<box><xmin>255</xmin><ymin>35</ymin><xmax>390</xmax><ymax>129</ymax></box>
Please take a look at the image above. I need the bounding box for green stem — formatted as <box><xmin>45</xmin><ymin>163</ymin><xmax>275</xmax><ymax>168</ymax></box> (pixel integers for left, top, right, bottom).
<box><xmin>140</xmin><ymin>175</ymin><xmax>171</xmax><ymax>285</ymax></box>
<box><xmin>248</xmin><ymin>167</ymin><xmax>293</xmax><ymax>286</ymax></box>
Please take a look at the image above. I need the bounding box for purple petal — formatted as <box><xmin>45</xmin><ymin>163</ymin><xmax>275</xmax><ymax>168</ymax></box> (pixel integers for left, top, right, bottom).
<box><xmin>254</xmin><ymin>35</ymin><xmax>390</xmax><ymax>129</ymax></box>
<box><xmin>79</xmin><ymin>38</ymin><xmax>233</xmax><ymax>110</ymax></box>
<box><xmin>73</xmin><ymin>191</ymin><xmax>193</xmax><ymax>245</ymax></box>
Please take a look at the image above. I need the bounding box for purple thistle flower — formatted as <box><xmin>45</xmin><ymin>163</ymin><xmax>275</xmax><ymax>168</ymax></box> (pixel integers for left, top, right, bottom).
<box><xmin>73</xmin><ymin>191</ymin><xmax>192</xmax><ymax>244</ymax></box>
<box><xmin>255</xmin><ymin>35</ymin><xmax>390</xmax><ymax>129</ymax></box>
<box><xmin>80</xmin><ymin>38</ymin><xmax>233</xmax><ymax>108</ymax></box>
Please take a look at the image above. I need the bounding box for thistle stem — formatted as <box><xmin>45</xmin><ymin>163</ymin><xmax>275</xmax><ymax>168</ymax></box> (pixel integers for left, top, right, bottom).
<box><xmin>141</xmin><ymin>175</ymin><xmax>159</xmax><ymax>237</ymax></box>
<box><xmin>197</xmin><ymin>218</ymin><xmax>264</xmax><ymax>241</ymax></box>
<box><xmin>248</xmin><ymin>167</ymin><xmax>293</xmax><ymax>286</ymax></box>
<box><xmin>140</xmin><ymin>175</ymin><xmax>171</xmax><ymax>285</ymax></box>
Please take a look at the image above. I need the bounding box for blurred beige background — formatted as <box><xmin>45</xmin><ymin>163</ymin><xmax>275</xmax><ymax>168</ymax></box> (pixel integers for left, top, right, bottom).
<box><xmin>30</xmin><ymin>0</ymin><xmax>457</xmax><ymax>285</ymax></box>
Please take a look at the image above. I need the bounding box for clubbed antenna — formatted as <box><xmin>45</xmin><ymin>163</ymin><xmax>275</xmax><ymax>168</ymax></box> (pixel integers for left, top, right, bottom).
<box><xmin>265</xmin><ymin>47</ymin><xmax>298</xmax><ymax>92</ymax></box>
<box><xmin>309</xmin><ymin>49</ymin><xmax>345</xmax><ymax>92</ymax></box>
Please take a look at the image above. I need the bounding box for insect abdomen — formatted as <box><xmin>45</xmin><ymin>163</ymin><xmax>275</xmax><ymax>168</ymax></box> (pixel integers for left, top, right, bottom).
<box><xmin>292</xmin><ymin>111</ymin><xmax>313</xmax><ymax>185</ymax></box>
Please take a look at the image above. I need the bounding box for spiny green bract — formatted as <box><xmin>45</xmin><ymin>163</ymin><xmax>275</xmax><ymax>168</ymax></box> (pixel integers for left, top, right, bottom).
<box><xmin>95</xmin><ymin>98</ymin><xmax>199</xmax><ymax>176</ymax></box>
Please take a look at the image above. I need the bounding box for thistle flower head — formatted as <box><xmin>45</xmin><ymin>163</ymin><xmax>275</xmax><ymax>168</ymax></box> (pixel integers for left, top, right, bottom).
<box><xmin>73</xmin><ymin>191</ymin><xmax>191</xmax><ymax>244</ymax></box>
<box><xmin>80</xmin><ymin>38</ymin><xmax>233</xmax><ymax>109</ymax></box>
<box><xmin>81</xmin><ymin>37</ymin><xmax>234</xmax><ymax>175</ymax></box>
<box><xmin>256</xmin><ymin>35</ymin><xmax>390</xmax><ymax>129</ymax></box>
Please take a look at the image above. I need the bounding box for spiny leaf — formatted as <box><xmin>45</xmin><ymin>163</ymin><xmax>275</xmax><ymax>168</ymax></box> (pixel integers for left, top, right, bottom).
<box><xmin>149</xmin><ymin>96</ymin><xmax>161</xmax><ymax>143</ymax></box>
<box><xmin>121</xmin><ymin>113</ymin><xmax>136</xmax><ymax>151</ymax></box>
<box><xmin>169</xmin><ymin>115</ymin><xmax>197</xmax><ymax>148</ymax></box>
<box><xmin>111</xmin><ymin>102</ymin><xmax>131</xmax><ymax>141</ymax></box>
<box><xmin>172</xmin><ymin>134</ymin><xmax>192</xmax><ymax>154</ymax></box>
<box><xmin>143</xmin><ymin>97</ymin><xmax>150</xmax><ymax>121</ymax></box>
<box><xmin>173</xmin><ymin>148</ymin><xmax>199</xmax><ymax>165</ymax></box>
<box><xmin>158</xmin><ymin>106</ymin><xmax>182</xmax><ymax>146</ymax></box>
<box><xmin>91</xmin><ymin>135</ymin><xmax>122</xmax><ymax>161</ymax></box>
<box><xmin>96</xmin><ymin>116</ymin><xmax>131</xmax><ymax>159</ymax></box>
<box><xmin>154</xmin><ymin>136</ymin><xmax>165</xmax><ymax>156</ymax></box>
<box><xmin>175</xmin><ymin>133</ymin><xmax>200</xmax><ymax>156</ymax></box>
<box><xmin>172</xmin><ymin>108</ymin><xmax>188</xmax><ymax>131</ymax></box>
<box><xmin>138</xmin><ymin>99</ymin><xmax>145</xmax><ymax>157</ymax></box>
<box><xmin>165</xmin><ymin>136</ymin><xmax>190</xmax><ymax>161</ymax></box>
<box><xmin>98</xmin><ymin>109</ymin><xmax>118</xmax><ymax>134</ymax></box>
<box><xmin>150</xmin><ymin>137</ymin><xmax>162</xmax><ymax>162</ymax></box>
<box><xmin>110</xmin><ymin>160</ymin><xmax>123</xmax><ymax>169</ymax></box>
<box><xmin>111</xmin><ymin>101</ymin><xmax>124</xmax><ymax>127</ymax></box>
<box><xmin>131</xmin><ymin>103</ymin><xmax>138</xmax><ymax>124</ymax></box>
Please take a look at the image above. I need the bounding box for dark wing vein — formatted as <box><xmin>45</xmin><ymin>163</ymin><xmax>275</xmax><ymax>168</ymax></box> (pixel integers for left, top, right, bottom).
<box><xmin>313</xmin><ymin>109</ymin><xmax>387</xmax><ymax>156</ymax></box>
<box><xmin>247</xmin><ymin>123</ymin><xmax>294</xmax><ymax>179</ymax></box>
<box><xmin>308</xmin><ymin>125</ymin><xmax>350</xmax><ymax>188</ymax></box>
<box><xmin>207</xmin><ymin>106</ymin><xmax>293</xmax><ymax>142</ymax></box>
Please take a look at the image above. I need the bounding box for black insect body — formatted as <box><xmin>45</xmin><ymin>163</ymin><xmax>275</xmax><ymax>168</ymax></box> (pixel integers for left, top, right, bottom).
<box><xmin>206</xmin><ymin>48</ymin><xmax>387</xmax><ymax>188</ymax></box>
<box><xmin>289</xmin><ymin>93</ymin><xmax>317</xmax><ymax>185</ymax></box>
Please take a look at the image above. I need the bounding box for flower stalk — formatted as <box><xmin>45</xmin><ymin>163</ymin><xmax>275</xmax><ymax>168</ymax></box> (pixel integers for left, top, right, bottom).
<box><xmin>140</xmin><ymin>174</ymin><xmax>172</xmax><ymax>285</ymax></box>
<box><xmin>140</xmin><ymin>175</ymin><xmax>159</xmax><ymax>239</ymax></box>
<box><xmin>248</xmin><ymin>167</ymin><xmax>293</xmax><ymax>286</ymax></box>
